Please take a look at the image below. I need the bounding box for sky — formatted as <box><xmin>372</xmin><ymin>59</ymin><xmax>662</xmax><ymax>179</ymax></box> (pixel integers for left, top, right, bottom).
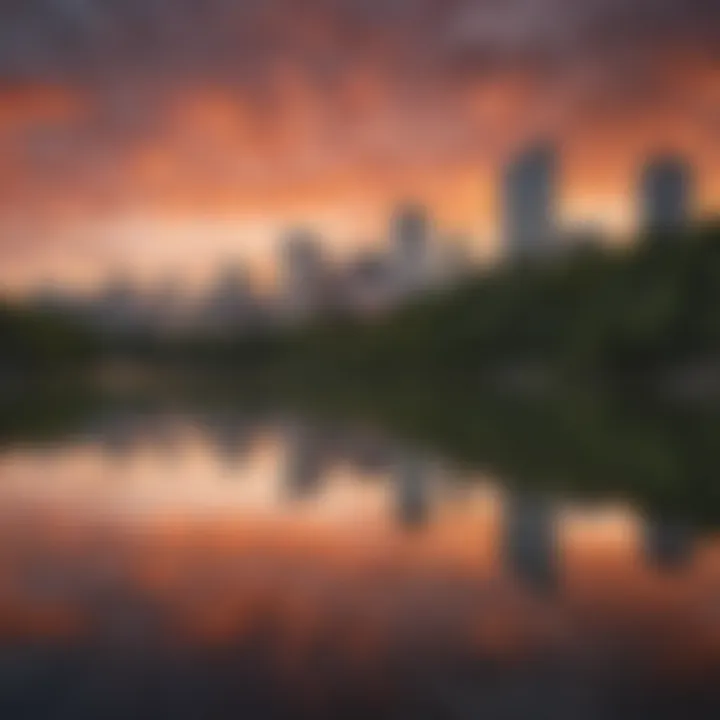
<box><xmin>0</xmin><ymin>0</ymin><xmax>718</xmax><ymax>292</ymax></box>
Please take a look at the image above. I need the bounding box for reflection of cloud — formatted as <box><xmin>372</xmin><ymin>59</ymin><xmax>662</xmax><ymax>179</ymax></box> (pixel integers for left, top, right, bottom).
<box><xmin>0</xmin><ymin>498</ymin><xmax>717</xmax><ymax>692</ymax></box>
<box><xmin>0</xmin><ymin>418</ymin><xmax>719</xmax><ymax>706</ymax></box>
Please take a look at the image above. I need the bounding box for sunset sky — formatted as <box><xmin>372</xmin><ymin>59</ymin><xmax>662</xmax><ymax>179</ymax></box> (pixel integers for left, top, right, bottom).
<box><xmin>0</xmin><ymin>0</ymin><xmax>718</xmax><ymax>292</ymax></box>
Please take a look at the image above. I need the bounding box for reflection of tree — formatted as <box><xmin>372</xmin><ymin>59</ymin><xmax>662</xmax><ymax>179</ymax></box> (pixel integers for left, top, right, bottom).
<box><xmin>288</xmin><ymin>377</ymin><xmax>720</xmax><ymax>529</ymax></box>
<box><xmin>4</xmin><ymin>379</ymin><xmax>720</xmax><ymax>532</ymax></box>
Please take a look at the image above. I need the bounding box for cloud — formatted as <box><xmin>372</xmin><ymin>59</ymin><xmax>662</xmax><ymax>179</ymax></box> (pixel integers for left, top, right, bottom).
<box><xmin>0</xmin><ymin>1</ymin><xmax>715</xmax><ymax>83</ymax></box>
<box><xmin>0</xmin><ymin>0</ymin><xmax>716</xmax><ymax>286</ymax></box>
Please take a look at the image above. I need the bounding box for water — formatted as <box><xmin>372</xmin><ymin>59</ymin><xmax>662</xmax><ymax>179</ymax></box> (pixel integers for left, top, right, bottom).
<box><xmin>0</xmin><ymin>403</ymin><xmax>719</xmax><ymax>719</ymax></box>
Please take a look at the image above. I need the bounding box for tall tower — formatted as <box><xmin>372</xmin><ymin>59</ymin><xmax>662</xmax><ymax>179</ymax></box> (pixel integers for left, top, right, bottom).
<box><xmin>502</xmin><ymin>144</ymin><xmax>557</xmax><ymax>259</ymax></box>
<box><xmin>280</xmin><ymin>229</ymin><xmax>326</xmax><ymax>322</ymax></box>
<box><xmin>391</xmin><ymin>203</ymin><xmax>431</xmax><ymax>296</ymax></box>
<box><xmin>640</xmin><ymin>154</ymin><xmax>692</xmax><ymax>235</ymax></box>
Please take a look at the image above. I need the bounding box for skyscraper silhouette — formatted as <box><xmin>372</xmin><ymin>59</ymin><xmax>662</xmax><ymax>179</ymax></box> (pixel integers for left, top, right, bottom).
<box><xmin>391</xmin><ymin>203</ymin><xmax>432</xmax><ymax>296</ymax></box>
<box><xmin>640</xmin><ymin>154</ymin><xmax>693</xmax><ymax>234</ymax></box>
<box><xmin>502</xmin><ymin>144</ymin><xmax>557</xmax><ymax>259</ymax></box>
<box><xmin>280</xmin><ymin>229</ymin><xmax>328</xmax><ymax>322</ymax></box>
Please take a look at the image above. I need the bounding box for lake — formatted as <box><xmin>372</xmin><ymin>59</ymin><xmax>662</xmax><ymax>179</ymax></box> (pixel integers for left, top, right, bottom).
<box><xmin>0</xmin><ymin>397</ymin><xmax>718</xmax><ymax>719</ymax></box>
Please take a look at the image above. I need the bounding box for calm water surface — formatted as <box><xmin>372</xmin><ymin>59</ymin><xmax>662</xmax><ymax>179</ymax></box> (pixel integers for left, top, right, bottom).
<box><xmin>0</xmin><ymin>406</ymin><xmax>719</xmax><ymax>719</ymax></box>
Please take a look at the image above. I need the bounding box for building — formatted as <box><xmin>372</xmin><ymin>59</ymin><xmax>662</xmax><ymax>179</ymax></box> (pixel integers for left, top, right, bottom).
<box><xmin>93</xmin><ymin>272</ymin><xmax>145</xmax><ymax>335</ymax></box>
<box><xmin>200</xmin><ymin>264</ymin><xmax>256</xmax><ymax>337</ymax></box>
<box><xmin>639</xmin><ymin>154</ymin><xmax>692</xmax><ymax>234</ymax></box>
<box><xmin>391</xmin><ymin>203</ymin><xmax>432</xmax><ymax>297</ymax></box>
<box><xmin>341</xmin><ymin>251</ymin><xmax>394</xmax><ymax>317</ymax></box>
<box><xmin>280</xmin><ymin>229</ymin><xmax>328</xmax><ymax>323</ymax></box>
<box><xmin>27</xmin><ymin>282</ymin><xmax>84</xmax><ymax>318</ymax></box>
<box><xmin>502</xmin><ymin>144</ymin><xmax>557</xmax><ymax>259</ymax></box>
<box><xmin>434</xmin><ymin>234</ymin><xmax>475</xmax><ymax>287</ymax></box>
<box><xmin>146</xmin><ymin>275</ymin><xmax>192</xmax><ymax>337</ymax></box>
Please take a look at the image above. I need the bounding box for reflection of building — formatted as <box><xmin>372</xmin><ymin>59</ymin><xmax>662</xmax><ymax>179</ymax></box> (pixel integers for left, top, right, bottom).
<box><xmin>100</xmin><ymin>414</ymin><xmax>140</xmax><ymax>463</ymax></box>
<box><xmin>640</xmin><ymin>155</ymin><xmax>692</xmax><ymax>234</ymax></box>
<box><xmin>283</xmin><ymin>424</ymin><xmax>326</xmax><ymax>499</ymax></box>
<box><xmin>205</xmin><ymin>415</ymin><xmax>252</xmax><ymax>471</ymax></box>
<box><xmin>504</xmin><ymin>494</ymin><xmax>558</xmax><ymax>593</ymax></box>
<box><xmin>503</xmin><ymin>144</ymin><xmax>557</xmax><ymax>259</ymax></box>
<box><xmin>644</xmin><ymin>522</ymin><xmax>693</xmax><ymax>571</ymax></box>
<box><xmin>394</xmin><ymin>455</ymin><xmax>433</xmax><ymax>530</ymax></box>
<box><xmin>339</xmin><ymin>434</ymin><xmax>395</xmax><ymax>474</ymax></box>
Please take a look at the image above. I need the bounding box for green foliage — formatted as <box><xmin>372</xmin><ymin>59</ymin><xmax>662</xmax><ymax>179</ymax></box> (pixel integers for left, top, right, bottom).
<box><xmin>0</xmin><ymin>301</ymin><xmax>97</xmax><ymax>370</ymax></box>
<box><xmin>276</xmin><ymin>221</ymin><xmax>720</xmax><ymax>380</ymax></box>
<box><xmin>3</xmin><ymin>221</ymin><xmax>720</xmax><ymax>381</ymax></box>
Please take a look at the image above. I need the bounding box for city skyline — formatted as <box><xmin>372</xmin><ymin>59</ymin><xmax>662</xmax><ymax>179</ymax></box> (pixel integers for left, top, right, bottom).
<box><xmin>0</xmin><ymin>0</ymin><xmax>717</xmax><ymax>292</ymax></box>
<box><xmin>19</xmin><ymin>143</ymin><xmax>709</xmax><ymax>334</ymax></box>
<box><xmin>1</xmin><ymin>141</ymin><xmax>717</xmax><ymax>296</ymax></box>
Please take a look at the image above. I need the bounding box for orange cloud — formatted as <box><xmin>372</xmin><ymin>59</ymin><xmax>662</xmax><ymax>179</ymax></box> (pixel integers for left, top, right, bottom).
<box><xmin>0</xmin><ymin>47</ymin><xmax>716</xmax><ymax>290</ymax></box>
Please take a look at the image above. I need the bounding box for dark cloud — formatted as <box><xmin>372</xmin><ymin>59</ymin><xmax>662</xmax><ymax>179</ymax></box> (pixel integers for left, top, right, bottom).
<box><xmin>0</xmin><ymin>1</ymin><xmax>714</xmax><ymax>287</ymax></box>
<box><xmin>0</xmin><ymin>1</ymin><xmax>716</xmax><ymax>220</ymax></box>
<box><xmin>0</xmin><ymin>0</ymin><xmax>716</xmax><ymax>88</ymax></box>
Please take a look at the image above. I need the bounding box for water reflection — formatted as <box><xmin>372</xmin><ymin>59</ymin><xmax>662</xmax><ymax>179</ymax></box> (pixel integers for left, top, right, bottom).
<box><xmin>0</xmin><ymin>409</ymin><xmax>718</xmax><ymax>719</ymax></box>
<box><xmin>504</xmin><ymin>495</ymin><xmax>558</xmax><ymax>594</ymax></box>
<box><xmin>394</xmin><ymin>455</ymin><xmax>434</xmax><ymax>530</ymax></box>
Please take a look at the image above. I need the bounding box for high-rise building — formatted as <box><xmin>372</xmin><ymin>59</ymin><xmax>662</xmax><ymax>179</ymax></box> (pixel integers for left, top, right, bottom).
<box><xmin>502</xmin><ymin>144</ymin><xmax>557</xmax><ymax>258</ymax></box>
<box><xmin>639</xmin><ymin>154</ymin><xmax>692</xmax><ymax>234</ymax></box>
<box><xmin>391</xmin><ymin>203</ymin><xmax>432</xmax><ymax>296</ymax></box>
<box><xmin>280</xmin><ymin>229</ymin><xmax>327</xmax><ymax>322</ymax></box>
